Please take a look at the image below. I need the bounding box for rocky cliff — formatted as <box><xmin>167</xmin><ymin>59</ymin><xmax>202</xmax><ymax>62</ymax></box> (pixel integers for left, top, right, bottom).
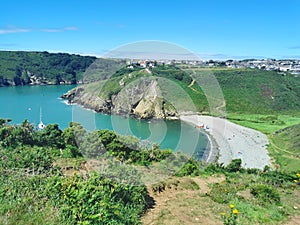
<box><xmin>61</xmin><ymin>77</ymin><xmax>178</xmax><ymax>119</ymax></box>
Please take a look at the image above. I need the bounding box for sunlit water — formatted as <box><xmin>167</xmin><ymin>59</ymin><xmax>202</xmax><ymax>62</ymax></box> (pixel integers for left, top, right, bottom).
<box><xmin>0</xmin><ymin>85</ymin><xmax>209</xmax><ymax>159</ymax></box>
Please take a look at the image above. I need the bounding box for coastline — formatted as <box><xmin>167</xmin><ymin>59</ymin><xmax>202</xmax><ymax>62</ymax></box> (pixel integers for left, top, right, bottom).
<box><xmin>61</xmin><ymin>87</ymin><xmax>270</xmax><ymax>169</ymax></box>
<box><xmin>180</xmin><ymin>115</ymin><xmax>271</xmax><ymax>169</ymax></box>
<box><xmin>201</xmin><ymin>129</ymin><xmax>219</xmax><ymax>163</ymax></box>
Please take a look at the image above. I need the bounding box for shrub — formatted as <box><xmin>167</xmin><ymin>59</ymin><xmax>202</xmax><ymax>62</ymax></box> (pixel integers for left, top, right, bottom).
<box><xmin>210</xmin><ymin>182</ymin><xmax>236</xmax><ymax>204</ymax></box>
<box><xmin>204</xmin><ymin>163</ymin><xmax>226</xmax><ymax>174</ymax></box>
<box><xmin>250</xmin><ymin>184</ymin><xmax>280</xmax><ymax>205</ymax></box>
<box><xmin>175</xmin><ymin>159</ymin><xmax>200</xmax><ymax>177</ymax></box>
<box><xmin>225</xmin><ymin>159</ymin><xmax>242</xmax><ymax>173</ymax></box>
<box><xmin>261</xmin><ymin>170</ymin><xmax>295</xmax><ymax>187</ymax></box>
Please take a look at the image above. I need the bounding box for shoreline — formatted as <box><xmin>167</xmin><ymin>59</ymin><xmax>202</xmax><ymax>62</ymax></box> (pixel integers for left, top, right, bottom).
<box><xmin>62</xmin><ymin>93</ymin><xmax>270</xmax><ymax>169</ymax></box>
<box><xmin>61</xmin><ymin>99</ymin><xmax>215</xmax><ymax>163</ymax></box>
<box><xmin>180</xmin><ymin>115</ymin><xmax>271</xmax><ymax>169</ymax></box>
<box><xmin>201</xmin><ymin>129</ymin><xmax>219</xmax><ymax>163</ymax></box>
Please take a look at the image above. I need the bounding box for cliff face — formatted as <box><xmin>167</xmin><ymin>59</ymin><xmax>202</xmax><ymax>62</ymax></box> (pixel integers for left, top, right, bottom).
<box><xmin>61</xmin><ymin>77</ymin><xmax>178</xmax><ymax>119</ymax></box>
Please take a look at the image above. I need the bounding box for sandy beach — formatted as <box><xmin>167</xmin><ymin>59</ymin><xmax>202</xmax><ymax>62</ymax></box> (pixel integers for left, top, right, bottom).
<box><xmin>180</xmin><ymin>115</ymin><xmax>270</xmax><ymax>169</ymax></box>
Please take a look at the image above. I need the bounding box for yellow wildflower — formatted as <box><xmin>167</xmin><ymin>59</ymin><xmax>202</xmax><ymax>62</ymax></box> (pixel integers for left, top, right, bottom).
<box><xmin>232</xmin><ymin>209</ymin><xmax>239</xmax><ymax>214</ymax></box>
<box><xmin>230</xmin><ymin>204</ymin><xmax>235</xmax><ymax>209</ymax></box>
<box><xmin>294</xmin><ymin>180</ymin><xmax>298</xmax><ymax>183</ymax></box>
<box><xmin>296</xmin><ymin>173</ymin><xmax>300</xmax><ymax>178</ymax></box>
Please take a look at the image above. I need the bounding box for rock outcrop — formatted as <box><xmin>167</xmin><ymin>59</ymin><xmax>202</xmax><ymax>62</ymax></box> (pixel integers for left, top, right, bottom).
<box><xmin>61</xmin><ymin>77</ymin><xmax>178</xmax><ymax>119</ymax></box>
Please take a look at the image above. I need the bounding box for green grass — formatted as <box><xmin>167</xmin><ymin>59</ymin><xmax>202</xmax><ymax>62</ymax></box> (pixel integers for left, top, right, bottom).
<box><xmin>271</xmin><ymin>123</ymin><xmax>300</xmax><ymax>154</ymax></box>
<box><xmin>0</xmin><ymin>204</ymin><xmax>60</xmax><ymax>225</ymax></box>
<box><xmin>268</xmin><ymin>124</ymin><xmax>300</xmax><ymax>171</ymax></box>
<box><xmin>158</xmin><ymin>78</ymin><xmax>209</xmax><ymax>113</ymax></box>
<box><xmin>208</xmin><ymin>172</ymin><xmax>299</xmax><ymax>225</ymax></box>
<box><xmin>227</xmin><ymin>113</ymin><xmax>300</xmax><ymax>134</ymax></box>
<box><xmin>70</xmin><ymin>65</ymin><xmax>300</xmax><ymax>117</ymax></box>
<box><xmin>179</xmin><ymin>67</ymin><xmax>300</xmax><ymax>114</ymax></box>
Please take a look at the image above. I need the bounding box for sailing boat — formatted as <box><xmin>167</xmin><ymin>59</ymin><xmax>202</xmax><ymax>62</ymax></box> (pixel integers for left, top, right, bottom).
<box><xmin>38</xmin><ymin>107</ymin><xmax>46</xmax><ymax>130</ymax></box>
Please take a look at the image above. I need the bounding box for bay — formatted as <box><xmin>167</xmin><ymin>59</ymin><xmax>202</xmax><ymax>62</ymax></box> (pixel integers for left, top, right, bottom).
<box><xmin>0</xmin><ymin>85</ymin><xmax>209</xmax><ymax>159</ymax></box>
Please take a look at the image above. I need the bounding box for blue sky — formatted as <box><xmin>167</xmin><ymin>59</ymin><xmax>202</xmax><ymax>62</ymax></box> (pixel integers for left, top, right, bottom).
<box><xmin>1</xmin><ymin>0</ymin><xmax>300</xmax><ymax>59</ymax></box>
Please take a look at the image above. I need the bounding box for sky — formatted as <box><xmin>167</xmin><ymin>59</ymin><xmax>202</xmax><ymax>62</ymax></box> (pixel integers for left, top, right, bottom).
<box><xmin>0</xmin><ymin>0</ymin><xmax>300</xmax><ymax>60</ymax></box>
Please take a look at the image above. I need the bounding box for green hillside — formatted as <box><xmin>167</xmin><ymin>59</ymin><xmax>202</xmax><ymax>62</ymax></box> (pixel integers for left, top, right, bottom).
<box><xmin>273</xmin><ymin>123</ymin><xmax>300</xmax><ymax>152</ymax></box>
<box><xmin>0</xmin><ymin>51</ymin><xmax>96</xmax><ymax>85</ymax></box>
<box><xmin>213</xmin><ymin>68</ymin><xmax>300</xmax><ymax>114</ymax></box>
<box><xmin>268</xmin><ymin>123</ymin><xmax>300</xmax><ymax>170</ymax></box>
<box><xmin>77</xmin><ymin>65</ymin><xmax>300</xmax><ymax>116</ymax></box>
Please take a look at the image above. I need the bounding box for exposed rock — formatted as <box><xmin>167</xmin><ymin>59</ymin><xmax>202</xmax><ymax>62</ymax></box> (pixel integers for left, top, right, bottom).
<box><xmin>61</xmin><ymin>77</ymin><xmax>179</xmax><ymax>119</ymax></box>
<box><xmin>134</xmin><ymin>97</ymin><xmax>164</xmax><ymax>119</ymax></box>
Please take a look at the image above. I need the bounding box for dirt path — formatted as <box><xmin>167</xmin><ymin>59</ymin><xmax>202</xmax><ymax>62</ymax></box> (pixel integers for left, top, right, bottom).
<box><xmin>269</xmin><ymin>137</ymin><xmax>298</xmax><ymax>157</ymax></box>
<box><xmin>188</xmin><ymin>79</ymin><xmax>195</xmax><ymax>88</ymax></box>
<box><xmin>141</xmin><ymin>176</ymin><xmax>225</xmax><ymax>225</ymax></box>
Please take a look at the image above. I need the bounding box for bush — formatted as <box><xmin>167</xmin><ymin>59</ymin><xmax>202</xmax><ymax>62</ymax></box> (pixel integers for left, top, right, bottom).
<box><xmin>250</xmin><ymin>184</ymin><xmax>280</xmax><ymax>205</ymax></box>
<box><xmin>225</xmin><ymin>159</ymin><xmax>242</xmax><ymax>173</ymax></box>
<box><xmin>204</xmin><ymin>163</ymin><xmax>226</xmax><ymax>174</ymax></box>
<box><xmin>209</xmin><ymin>182</ymin><xmax>235</xmax><ymax>204</ymax></box>
<box><xmin>175</xmin><ymin>159</ymin><xmax>200</xmax><ymax>177</ymax></box>
<box><xmin>49</xmin><ymin>174</ymin><xmax>148</xmax><ymax>224</ymax></box>
<box><xmin>62</xmin><ymin>145</ymin><xmax>82</xmax><ymax>158</ymax></box>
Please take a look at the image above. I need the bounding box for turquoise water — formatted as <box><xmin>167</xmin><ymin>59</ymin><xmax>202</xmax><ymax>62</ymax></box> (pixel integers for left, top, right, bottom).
<box><xmin>0</xmin><ymin>85</ymin><xmax>208</xmax><ymax>158</ymax></box>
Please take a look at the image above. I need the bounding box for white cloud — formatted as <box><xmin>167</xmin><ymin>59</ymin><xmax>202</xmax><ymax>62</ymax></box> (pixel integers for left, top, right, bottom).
<box><xmin>40</xmin><ymin>26</ymin><xmax>78</xmax><ymax>33</ymax></box>
<box><xmin>0</xmin><ymin>26</ymin><xmax>78</xmax><ymax>34</ymax></box>
<box><xmin>0</xmin><ymin>27</ymin><xmax>31</xmax><ymax>34</ymax></box>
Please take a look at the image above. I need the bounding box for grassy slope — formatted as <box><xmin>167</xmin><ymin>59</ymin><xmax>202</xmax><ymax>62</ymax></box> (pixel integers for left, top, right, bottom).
<box><xmin>213</xmin><ymin>68</ymin><xmax>300</xmax><ymax>114</ymax></box>
<box><xmin>272</xmin><ymin>124</ymin><xmax>300</xmax><ymax>153</ymax></box>
<box><xmin>268</xmin><ymin>124</ymin><xmax>300</xmax><ymax>171</ymax></box>
<box><xmin>205</xmin><ymin>68</ymin><xmax>300</xmax><ymax>171</ymax></box>
<box><xmin>142</xmin><ymin>173</ymin><xmax>300</xmax><ymax>225</ymax></box>
<box><xmin>71</xmin><ymin>64</ymin><xmax>300</xmax><ymax>116</ymax></box>
<box><xmin>96</xmin><ymin>68</ymin><xmax>210</xmax><ymax>112</ymax></box>
<box><xmin>87</xmin><ymin>66</ymin><xmax>300</xmax><ymax>116</ymax></box>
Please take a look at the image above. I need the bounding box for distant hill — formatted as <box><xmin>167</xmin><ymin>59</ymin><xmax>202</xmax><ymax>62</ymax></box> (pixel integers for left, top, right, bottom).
<box><xmin>0</xmin><ymin>51</ymin><xmax>97</xmax><ymax>86</ymax></box>
<box><xmin>212</xmin><ymin>68</ymin><xmax>300</xmax><ymax>114</ymax></box>
<box><xmin>62</xmin><ymin>65</ymin><xmax>300</xmax><ymax>118</ymax></box>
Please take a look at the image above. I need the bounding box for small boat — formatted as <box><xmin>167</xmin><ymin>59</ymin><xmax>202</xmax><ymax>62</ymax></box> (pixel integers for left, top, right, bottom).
<box><xmin>38</xmin><ymin>107</ymin><xmax>46</xmax><ymax>130</ymax></box>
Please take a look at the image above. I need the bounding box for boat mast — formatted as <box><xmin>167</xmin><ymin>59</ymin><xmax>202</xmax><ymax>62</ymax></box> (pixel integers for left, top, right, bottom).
<box><xmin>40</xmin><ymin>107</ymin><xmax>42</xmax><ymax>123</ymax></box>
<box><xmin>38</xmin><ymin>107</ymin><xmax>45</xmax><ymax>129</ymax></box>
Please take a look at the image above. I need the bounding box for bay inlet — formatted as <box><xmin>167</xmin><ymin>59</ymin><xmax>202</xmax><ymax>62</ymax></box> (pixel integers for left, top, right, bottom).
<box><xmin>0</xmin><ymin>85</ymin><xmax>209</xmax><ymax>159</ymax></box>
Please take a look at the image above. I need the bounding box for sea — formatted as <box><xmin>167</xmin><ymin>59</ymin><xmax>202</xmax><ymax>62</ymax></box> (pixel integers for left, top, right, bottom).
<box><xmin>0</xmin><ymin>85</ymin><xmax>209</xmax><ymax>159</ymax></box>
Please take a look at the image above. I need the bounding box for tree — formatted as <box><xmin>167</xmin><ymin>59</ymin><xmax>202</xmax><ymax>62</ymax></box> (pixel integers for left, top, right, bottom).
<box><xmin>36</xmin><ymin>124</ymin><xmax>65</xmax><ymax>149</ymax></box>
<box><xmin>62</xmin><ymin>122</ymin><xmax>86</xmax><ymax>147</ymax></box>
<box><xmin>80</xmin><ymin>131</ymin><xmax>106</xmax><ymax>158</ymax></box>
<box><xmin>0</xmin><ymin>120</ymin><xmax>35</xmax><ymax>147</ymax></box>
